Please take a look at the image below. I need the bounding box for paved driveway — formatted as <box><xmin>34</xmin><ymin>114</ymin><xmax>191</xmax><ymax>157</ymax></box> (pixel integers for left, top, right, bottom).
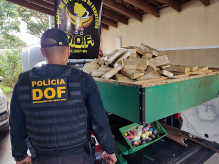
<box><xmin>0</xmin><ymin>132</ymin><xmax>15</xmax><ymax>164</ymax></box>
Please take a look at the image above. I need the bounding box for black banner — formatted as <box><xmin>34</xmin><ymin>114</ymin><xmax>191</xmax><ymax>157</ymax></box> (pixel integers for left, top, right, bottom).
<box><xmin>55</xmin><ymin>0</ymin><xmax>103</xmax><ymax>59</ymax></box>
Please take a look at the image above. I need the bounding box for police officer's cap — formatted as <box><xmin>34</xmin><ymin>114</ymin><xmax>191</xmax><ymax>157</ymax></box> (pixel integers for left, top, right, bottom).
<box><xmin>41</xmin><ymin>28</ymin><xmax>69</xmax><ymax>48</ymax></box>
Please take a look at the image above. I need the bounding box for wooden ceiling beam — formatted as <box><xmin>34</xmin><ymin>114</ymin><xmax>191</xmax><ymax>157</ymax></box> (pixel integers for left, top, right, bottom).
<box><xmin>102</xmin><ymin>16</ymin><xmax>117</xmax><ymax>28</ymax></box>
<box><xmin>102</xmin><ymin>7</ymin><xmax>128</xmax><ymax>25</ymax></box>
<box><xmin>123</xmin><ymin>0</ymin><xmax>160</xmax><ymax>17</ymax></box>
<box><xmin>26</xmin><ymin>0</ymin><xmax>54</xmax><ymax>11</ymax></box>
<box><xmin>103</xmin><ymin>0</ymin><xmax>142</xmax><ymax>22</ymax></box>
<box><xmin>43</xmin><ymin>0</ymin><xmax>54</xmax><ymax>4</ymax></box>
<box><xmin>101</xmin><ymin>23</ymin><xmax>109</xmax><ymax>30</ymax></box>
<box><xmin>7</xmin><ymin>0</ymin><xmax>54</xmax><ymax>15</ymax></box>
<box><xmin>156</xmin><ymin>0</ymin><xmax>181</xmax><ymax>12</ymax></box>
<box><xmin>200</xmin><ymin>0</ymin><xmax>210</xmax><ymax>6</ymax></box>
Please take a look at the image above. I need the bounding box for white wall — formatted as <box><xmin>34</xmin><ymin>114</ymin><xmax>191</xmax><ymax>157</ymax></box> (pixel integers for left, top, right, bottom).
<box><xmin>101</xmin><ymin>0</ymin><xmax>219</xmax><ymax>52</ymax></box>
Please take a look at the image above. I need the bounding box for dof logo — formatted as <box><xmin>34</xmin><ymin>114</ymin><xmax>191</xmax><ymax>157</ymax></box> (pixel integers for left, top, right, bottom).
<box><xmin>31</xmin><ymin>77</ymin><xmax>68</xmax><ymax>104</ymax></box>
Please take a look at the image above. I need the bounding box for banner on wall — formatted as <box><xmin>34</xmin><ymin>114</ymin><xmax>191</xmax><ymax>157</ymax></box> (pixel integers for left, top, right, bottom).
<box><xmin>55</xmin><ymin>0</ymin><xmax>103</xmax><ymax>59</ymax></box>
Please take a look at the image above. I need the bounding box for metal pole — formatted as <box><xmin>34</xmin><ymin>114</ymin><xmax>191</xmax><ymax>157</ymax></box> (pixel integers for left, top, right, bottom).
<box><xmin>49</xmin><ymin>15</ymin><xmax>52</xmax><ymax>29</ymax></box>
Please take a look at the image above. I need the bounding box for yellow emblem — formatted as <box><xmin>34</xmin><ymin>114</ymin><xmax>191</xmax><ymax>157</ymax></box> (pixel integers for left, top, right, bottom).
<box><xmin>66</xmin><ymin>3</ymin><xmax>93</xmax><ymax>35</ymax></box>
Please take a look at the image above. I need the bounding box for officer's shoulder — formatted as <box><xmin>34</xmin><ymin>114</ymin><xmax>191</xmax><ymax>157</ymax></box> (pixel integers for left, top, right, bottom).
<box><xmin>18</xmin><ymin>70</ymin><xmax>32</xmax><ymax>79</ymax></box>
<box><xmin>79</xmin><ymin>70</ymin><xmax>94</xmax><ymax>81</ymax></box>
<box><xmin>16</xmin><ymin>70</ymin><xmax>32</xmax><ymax>86</ymax></box>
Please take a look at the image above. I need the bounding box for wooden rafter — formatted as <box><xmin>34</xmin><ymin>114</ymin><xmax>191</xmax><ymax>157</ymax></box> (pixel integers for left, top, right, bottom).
<box><xmin>43</xmin><ymin>0</ymin><xmax>54</xmax><ymax>4</ymax></box>
<box><xmin>156</xmin><ymin>0</ymin><xmax>181</xmax><ymax>12</ymax></box>
<box><xmin>102</xmin><ymin>7</ymin><xmax>128</xmax><ymax>25</ymax></box>
<box><xmin>101</xmin><ymin>23</ymin><xmax>109</xmax><ymax>30</ymax></box>
<box><xmin>200</xmin><ymin>0</ymin><xmax>210</xmax><ymax>6</ymax></box>
<box><xmin>103</xmin><ymin>0</ymin><xmax>142</xmax><ymax>22</ymax></box>
<box><xmin>102</xmin><ymin>16</ymin><xmax>117</xmax><ymax>28</ymax></box>
<box><xmin>123</xmin><ymin>0</ymin><xmax>160</xmax><ymax>17</ymax></box>
<box><xmin>7</xmin><ymin>0</ymin><xmax>211</xmax><ymax>30</ymax></box>
<box><xmin>7</xmin><ymin>0</ymin><xmax>54</xmax><ymax>16</ymax></box>
<box><xmin>26</xmin><ymin>0</ymin><xmax>54</xmax><ymax>11</ymax></box>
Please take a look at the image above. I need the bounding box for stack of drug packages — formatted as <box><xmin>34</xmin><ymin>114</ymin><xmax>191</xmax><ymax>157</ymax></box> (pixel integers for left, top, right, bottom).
<box><xmin>83</xmin><ymin>44</ymin><xmax>209</xmax><ymax>83</ymax></box>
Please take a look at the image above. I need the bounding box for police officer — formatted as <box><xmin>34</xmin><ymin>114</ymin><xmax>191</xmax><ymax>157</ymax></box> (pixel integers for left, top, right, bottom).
<box><xmin>10</xmin><ymin>28</ymin><xmax>117</xmax><ymax>164</ymax></box>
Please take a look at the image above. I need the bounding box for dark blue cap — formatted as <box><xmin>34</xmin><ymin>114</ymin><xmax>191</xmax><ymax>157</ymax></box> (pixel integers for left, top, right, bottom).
<box><xmin>41</xmin><ymin>28</ymin><xmax>69</xmax><ymax>48</ymax></box>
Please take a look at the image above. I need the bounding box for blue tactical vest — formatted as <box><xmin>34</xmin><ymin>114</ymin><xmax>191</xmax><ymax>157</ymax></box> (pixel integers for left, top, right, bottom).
<box><xmin>16</xmin><ymin>66</ymin><xmax>89</xmax><ymax>149</ymax></box>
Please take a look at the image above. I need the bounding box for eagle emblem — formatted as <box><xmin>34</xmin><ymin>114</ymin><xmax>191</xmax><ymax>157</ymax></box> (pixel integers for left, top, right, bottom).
<box><xmin>66</xmin><ymin>3</ymin><xmax>93</xmax><ymax>35</ymax></box>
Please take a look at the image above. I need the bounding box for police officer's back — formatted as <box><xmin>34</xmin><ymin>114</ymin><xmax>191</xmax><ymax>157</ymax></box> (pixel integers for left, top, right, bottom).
<box><xmin>10</xmin><ymin>29</ymin><xmax>117</xmax><ymax>164</ymax></box>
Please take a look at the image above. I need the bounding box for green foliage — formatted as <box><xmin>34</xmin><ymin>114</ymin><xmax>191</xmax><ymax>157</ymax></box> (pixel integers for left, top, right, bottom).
<box><xmin>0</xmin><ymin>0</ymin><xmax>25</xmax><ymax>49</ymax></box>
<box><xmin>0</xmin><ymin>0</ymin><xmax>20</xmax><ymax>35</ymax></box>
<box><xmin>0</xmin><ymin>0</ymin><xmax>54</xmax><ymax>48</ymax></box>
<box><xmin>0</xmin><ymin>84</ymin><xmax>13</xmax><ymax>94</ymax></box>
<box><xmin>0</xmin><ymin>33</ymin><xmax>26</xmax><ymax>49</ymax></box>
<box><xmin>18</xmin><ymin>7</ymin><xmax>55</xmax><ymax>38</ymax></box>
<box><xmin>0</xmin><ymin>49</ymin><xmax>24</xmax><ymax>88</ymax></box>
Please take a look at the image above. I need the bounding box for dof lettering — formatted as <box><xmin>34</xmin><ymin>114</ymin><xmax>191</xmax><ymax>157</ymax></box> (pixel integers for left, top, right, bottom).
<box><xmin>69</xmin><ymin>35</ymin><xmax>94</xmax><ymax>48</ymax></box>
<box><xmin>31</xmin><ymin>79</ymin><xmax>67</xmax><ymax>101</ymax></box>
<box><xmin>32</xmin><ymin>87</ymin><xmax>66</xmax><ymax>101</ymax></box>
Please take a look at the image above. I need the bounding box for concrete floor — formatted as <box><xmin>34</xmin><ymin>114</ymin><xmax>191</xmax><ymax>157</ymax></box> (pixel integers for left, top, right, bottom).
<box><xmin>0</xmin><ymin>132</ymin><xmax>15</xmax><ymax>164</ymax></box>
<box><xmin>0</xmin><ymin>131</ymin><xmax>218</xmax><ymax>164</ymax></box>
<box><xmin>204</xmin><ymin>153</ymin><xmax>219</xmax><ymax>164</ymax></box>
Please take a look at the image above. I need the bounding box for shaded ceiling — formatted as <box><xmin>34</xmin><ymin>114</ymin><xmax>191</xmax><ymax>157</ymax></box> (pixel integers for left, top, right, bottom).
<box><xmin>7</xmin><ymin>0</ymin><xmax>210</xmax><ymax>30</ymax></box>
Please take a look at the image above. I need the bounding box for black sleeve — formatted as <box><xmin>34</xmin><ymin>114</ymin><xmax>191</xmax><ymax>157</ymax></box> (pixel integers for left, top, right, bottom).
<box><xmin>82</xmin><ymin>72</ymin><xmax>116</xmax><ymax>154</ymax></box>
<box><xmin>9</xmin><ymin>82</ymin><xmax>28</xmax><ymax>161</ymax></box>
